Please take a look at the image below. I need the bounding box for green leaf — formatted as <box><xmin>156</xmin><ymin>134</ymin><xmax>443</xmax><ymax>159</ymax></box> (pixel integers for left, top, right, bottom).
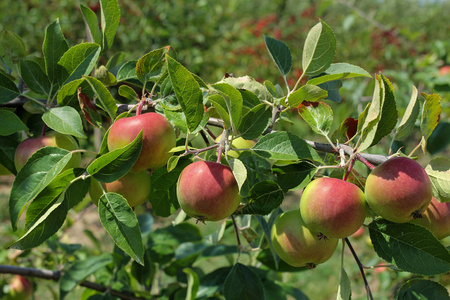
<box><xmin>20</xmin><ymin>59</ymin><xmax>52</xmax><ymax>95</ymax></box>
<box><xmin>264</xmin><ymin>35</ymin><xmax>292</xmax><ymax>76</ymax></box>
<box><xmin>209</xmin><ymin>94</ymin><xmax>231</xmax><ymax>128</ymax></box>
<box><xmin>425</xmin><ymin>157</ymin><xmax>450</xmax><ymax>202</ymax></box>
<box><xmin>212</xmin><ymin>83</ymin><xmax>243</xmax><ymax>130</ymax></box>
<box><xmin>9</xmin><ymin>147</ymin><xmax>72</xmax><ymax>230</ymax></box>
<box><xmin>183</xmin><ymin>268</ymin><xmax>200</xmax><ymax>300</ymax></box>
<box><xmin>57</xmin><ymin>78</ymin><xmax>86</xmax><ymax>107</ymax></box>
<box><xmin>368</xmin><ymin>219</ymin><xmax>450</xmax><ymax>275</ymax></box>
<box><xmin>58</xmin><ymin>43</ymin><xmax>101</xmax><ymax>84</ymax></box>
<box><xmin>100</xmin><ymin>0</ymin><xmax>120</xmax><ymax>52</ymax></box>
<box><xmin>136</xmin><ymin>47</ymin><xmax>167</xmax><ymax>83</ymax></box>
<box><xmin>59</xmin><ymin>253</ymin><xmax>113</xmax><ymax>300</ymax></box>
<box><xmin>427</xmin><ymin>122</ymin><xmax>450</xmax><ymax>155</ymax></box>
<box><xmin>238</xmin><ymin>181</ymin><xmax>284</xmax><ymax>215</ymax></box>
<box><xmin>223</xmin><ymin>263</ymin><xmax>265</xmax><ymax>300</ymax></box>
<box><xmin>0</xmin><ymin>135</ymin><xmax>20</xmax><ymax>174</ymax></box>
<box><xmin>273</xmin><ymin>161</ymin><xmax>317</xmax><ymax>192</ymax></box>
<box><xmin>0</xmin><ymin>72</ymin><xmax>20</xmax><ymax>103</ymax></box>
<box><xmin>79</xmin><ymin>4</ymin><xmax>102</xmax><ymax>45</ymax></box>
<box><xmin>116</xmin><ymin>60</ymin><xmax>138</xmax><ymax>81</ymax></box>
<box><xmin>228</xmin><ymin>158</ymin><xmax>247</xmax><ymax>192</ymax></box>
<box><xmin>87</xmin><ymin>131</ymin><xmax>143</xmax><ymax>182</ymax></box>
<box><xmin>238</xmin><ymin>104</ymin><xmax>272</xmax><ymax>140</ymax></box>
<box><xmin>0</xmin><ymin>30</ymin><xmax>27</xmax><ymax>64</ymax></box>
<box><xmin>302</xmin><ymin>20</ymin><xmax>336</xmax><ymax>76</ymax></box>
<box><xmin>0</xmin><ymin>110</ymin><xmax>28</xmax><ymax>135</ymax></box>
<box><xmin>287</xmin><ymin>84</ymin><xmax>328</xmax><ymax>107</ymax></box>
<box><xmin>98</xmin><ymin>193</ymin><xmax>144</xmax><ymax>265</ymax></box>
<box><xmin>252</xmin><ymin>131</ymin><xmax>322</xmax><ymax>163</ymax></box>
<box><xmin>239</xmin><ymin>153</ymin><xmax>276</xmax><ymax>198</ymax></box>
<box><xmin>298</xmin><ymin>101</ymin><xmax>333</xmax><ymax>137</ymax></box>
<box><xmin>395</xmin><ymin>85</ymin><xmax>420</xmax><ymax>140</ymax></box>
<box><xmin>337</xmin><ymin>267</ymin><xmax>351</xmax><ymax>300</ymax></box>
<box><xmin>221</xmin><ymin>75</ymin><xmax>272</xmax><ymax>102</ymax></box>
<box><xmin>118</xmin><ymin>85</ymin><xmax>138</xmax><ymax>101</ymax></box>
<box><xmin>43</xmin><ymin>19</ymin><xmax>69</xmax><ymax>84</ymax></box>
<box><xmin>84</xmin><ymin>75</ymin><xmax>118</xmax><ymax>120</ymax></box>
<box><xmin>42</xmin><ymin>107</ymin><xmax>87</xmax><ymax>139</ymax></box>
<box><xmin>306</xmin><ymin>63</ymin><xmax>372</xmax><ymax>86</ymax></box>
<box><xmin>420</xmin><ymin>93</ymin><xmax>441</xmax><ymax>153</ymax></box>
<box><xmin>166</xmin><ymin>55</ymin><xmax>204</xmax><ymax>131</ymax></box>
<box><xmin>396</xmin><ymin>279</ymin><xmax>450</xmax><ymax>300</ymax></box>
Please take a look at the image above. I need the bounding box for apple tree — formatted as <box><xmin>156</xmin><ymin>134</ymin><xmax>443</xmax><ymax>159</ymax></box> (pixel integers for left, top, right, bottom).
<box><xmin>0</xmin><ymin>1</ymin><xmax>449</xmax><ymax>299</ymax></box>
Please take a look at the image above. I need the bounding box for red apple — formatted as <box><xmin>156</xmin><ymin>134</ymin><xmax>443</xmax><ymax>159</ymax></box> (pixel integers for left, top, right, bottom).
<box><xmin>107</xmin><ymin>112</ymin><xmax>176</xmax><ymax>172</ymax></box>
<box><xmin>365</xmin><ymin>157</ymin><xmax>432</xmax><ymax>223</ymax></box>
<box><xmin>177</xmin><ymin>161</ymin><xmax>241</xmax><ymax>222</ymax></box>
<box><xmin>411</xmin><ymin>197</ymin><xmax>450</xmax><ymax>240</ymax></box>
<box><xmin>271</xmin><ymin>209</ymin><xmax>338</xmax><ymax>268</ymax></box>
<box><xmin>439</xmin><ymin>65</ymin><xmax>450</xmax><ymax>76</ymax></box>
<box><xmin>14</xmin><ymin>131</ymin><xmax>81</xmax><ymax>172</ymax></box>
<box><xmin>300</xmin><ymin>177</ymin><xmax>367</xmax><ymax>238</ymax></box>
<box><xmin>90</xmin><ymin>172</ymin><xmax>151</xmax><ymax>207</ymax></box>
<box><xmin>5</xmin><ymin>275</ymin><xmax>32</xmax><ymax>300</ymax></box>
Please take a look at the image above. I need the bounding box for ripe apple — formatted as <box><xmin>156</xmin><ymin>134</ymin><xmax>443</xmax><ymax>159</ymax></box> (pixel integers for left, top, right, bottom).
<box><xmin>90</xmin><ymin>172</ymin><xmax>151</xmax><ymax>207</ymax></box>
<box><xmin>439</xmin><ymin>65</ymin><xmax>450</xmax><ymax>76</ymax></box>
<box><xmin>271</xmin><ymin>209</ymin><xmax>338</xmax><ymax>268</ymax></box>
<box><xmin>299</xmin><ymin>177</ymin><xmax>367</xmax><ymax>238</ymax></box>
<box><xmin>411</xmin><ymin>197</ymin><xmax>450</xmax><ymax>240</ymax></box>
<box><xmin>365</xmin><ymin>157</ymin><xmax>432</xmax><ymax>223</ymax></box>
<box><xmin>177</xmin><ymin>161</ymin><xmax>241</xmax><ymax>222</ymax></box>
<box><xmin>215</xmin><ymin>133</ymin><xmax>256</xmax><ymax>158</ymax></box>
<box><xmin>5</xmin><ymin>275</ymin><xmax>32</xmax><ymax>300</ymax></box>
<box><xmin>107</xmin><ymin>112</ymin><xmax>176</xmax><ymax>172</ymax></box>
<box><xmin>14</xmin><ymin>131</ymin><xmax>81</xmax><ymax>172</ymax></box>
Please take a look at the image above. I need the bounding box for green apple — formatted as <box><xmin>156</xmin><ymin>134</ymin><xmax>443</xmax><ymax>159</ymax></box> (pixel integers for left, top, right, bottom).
<box><xmin>215</xmin><ymin>133</ymin><xmax>255</xmax><ymax>158</ymax></box>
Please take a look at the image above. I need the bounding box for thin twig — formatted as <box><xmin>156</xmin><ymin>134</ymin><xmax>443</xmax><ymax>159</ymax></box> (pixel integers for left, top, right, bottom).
<box><xmin>344</xmin><ymin>238</ymin><xmax>374</xmax><ymax>300</ymax></box>
<box><xmin>231</xmin><ymin>215</ymin><xmax>242</xmax><ymax>262</ymax></box>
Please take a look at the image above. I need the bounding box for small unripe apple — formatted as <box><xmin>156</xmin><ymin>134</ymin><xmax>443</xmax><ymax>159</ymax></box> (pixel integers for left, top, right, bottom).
<box><xmin>90</xmin><ymin>172</ymin><xmax>151</xmax><ymax>207</ymax></box>
<box><xmin>177</xmin><ymin>161</ymin><xmax>241</xmax><ymax>222</ymax></box>
<box><xmin>411</xmin><ymin>197</ymin><xmax>450</xmax><ymax>240</ymax></box>
<box><xmin>107</xmin><ymin>112</ymin><xmax>176</xmax><ymax>172</ymax></box>
<box><xmin>14</xmin><ymin>131</ymin><xmax>81</xmax><ymax>172</ymax></box>
<box><xmin>215</xmin><ymin>133</ymin><xmax>256</xmax><ymax>158</ymax></box>
<box><xmin>365</xmin><ymin>157</ymin><xmax>432</xmax><ymax>223</ymax></box>
<box><xmin>271</xmin><ymin>210</ymin><xmax>338</xmax><ymax>268</ymax></box>
<box><xmin>5</xmin><ymin>275</ymin><xmax>32</xmax><ymax>300</ymax></box>
<box><xmin>300</xmin><ymin>177</ymin><xmax>367</xmax><ymax>238</ymax></box>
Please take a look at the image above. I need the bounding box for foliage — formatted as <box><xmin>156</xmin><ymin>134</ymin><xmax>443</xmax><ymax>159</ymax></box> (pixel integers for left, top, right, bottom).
<box><xmin>1</xmin><ymin>0</ymin><xmax>450</xmax><ymax>299</ymax></box>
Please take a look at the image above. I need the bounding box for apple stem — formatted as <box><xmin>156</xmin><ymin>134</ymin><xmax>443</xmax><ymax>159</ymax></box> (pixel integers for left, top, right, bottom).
<box><xmin>136</xmin><ymin>99</ymin><xmax>145</xmax><ymax>116</ymax></box>
<box><xmin>344</xmin><ymin>238</ymin><xmax>374</xmax><ymax>300</ymax></box>
<box><xmin>40</xmin><ymin>123</ymin><xmax>47</xmax><ymax>137</ymax></box>
<box><xmin>356</xmin><ymin>153</ymin><xmax>376</xmax><ymax>170</ymax></box>
<box><xmin>231</xmin><ymin>215</ymin><xmax>242</xmax><ymax>262</ymax></box>
<box><xmin>343</xmin><ymin>157</ymin><xmax>356</xmax><ymax>181</ymax></box>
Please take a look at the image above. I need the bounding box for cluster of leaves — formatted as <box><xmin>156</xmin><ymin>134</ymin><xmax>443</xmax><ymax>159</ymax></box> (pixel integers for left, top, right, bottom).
<box><xmin>1</xmin><ymin>1</ymin><xmax>449</xmax><ymax>299</ymax></box>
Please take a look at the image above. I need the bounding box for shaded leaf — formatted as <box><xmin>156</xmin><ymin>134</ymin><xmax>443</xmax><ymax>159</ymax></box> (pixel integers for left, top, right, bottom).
<box><xmin>79</xmin><ymin>4</ymin><xmax>102</xmax><ymax>45</ymax></box>
<box><xmin>0</xmin><ymin>72</ymin><xmax>20</xmax><ymax>103</ymax></box>
<box><xmin>84</xmin><ymin>75</ymin><xmax>118</xmax><ymax>120</ymax></box>
<box><xmin>223</xmin><ymin>263</ymin><xmax>265</xmax><ymax>300</ymax></box>
<box><xmin>396</xmin><ymin>279</ymin><xmax>450</xmax><ymax>300</ymax></box>
<box><xmin>0</xmin><ymin>110</ymin><xmax>28</xmax><ymax>136</ymax></box>
<box><xmin>43</xmin><ymin>19</ymin><xmax>69</xmax><ymax>84</ymax></box>
<box><xmin>238</xmin><ymin>181</ymin><xmax>284</xmax><ymax>215</ymax></box>
<box><xmin>238</xmin><ymin>104</ymin><xmax>272</xmax><ymax>140</ymax></box>
<box><xmin>264</xmin><ymin>35</ymin><xmax>292</xmax><ymax>76</ymax></box>
<box><xmin>20</xmin><ymin>59</ymin><xmax>52</xmax><ymax>95</ymax></box>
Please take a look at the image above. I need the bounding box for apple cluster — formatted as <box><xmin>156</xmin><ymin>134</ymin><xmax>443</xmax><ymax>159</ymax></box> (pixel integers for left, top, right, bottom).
<box><xmin>271</xmin><ymin>156</ymin><xmax>448</xmax><ymax>268</ymax></box>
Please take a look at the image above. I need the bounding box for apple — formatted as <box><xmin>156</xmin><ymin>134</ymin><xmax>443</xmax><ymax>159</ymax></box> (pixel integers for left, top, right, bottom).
<box><xmin>5</xmin><ymin>275</ymin><xmax>32</xmax><ymax>300</ymax></box>
<box><xmin>14</xmin><ymin>131</ymin><xmax>81</xmax><ymax>172</ymax></box>
<box><xmin>107</xmin><ymin>112</ymin><xmax>176</xmax><ymax>172</ymax></box>
<box><xmin>365</xmin><ymin>157</ymin><xmax>432</xmax><ymax>223</ymax></box>
<box><xmin>411</xmin><ymin>197</ymin><xmax>450</xmax><ymax>240</ymax></box>
<box><xmin>299</xmin><ymin>177</ymin><xmax>367</xmax><ymax>238</ymax></box>
<box><xmin>439</xmin><ymin>65</ymin><xmax>450</xmax><ymax>76</ymax></box>
<box><xmin>215</xmin><ymin>133</ymin><xmax>256</xmax><ymax>158</ymax></box>
<box><xmin>271</xmin><ymin>209</ymin><xmax>338</xmax><ymax>268</ymax></box>
<box><xmin>90</xmin><ymin>172</ymin><xmax>151</xmax><ymax>207</ymax></box>
<box><xmin>177</xmin><ymin>161</ymin><xmax>241</xmax><ymax>222</ymax></box>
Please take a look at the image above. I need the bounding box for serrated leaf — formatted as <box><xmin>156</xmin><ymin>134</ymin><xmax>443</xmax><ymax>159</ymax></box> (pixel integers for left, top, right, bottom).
<box><xmin>223</xmin><ymin>263</ymin><xmax>265</xmax><ymax>300</ymax></box>
<box><xmin>98</xmin><ymin>193</ymin><xmax>144</xmax><ymax>265</ymax></box>
<box><xmin>0</xmin><ymin>72</ymin><xmax>20</xmax><ymax>103</ymax></box>
<box><xmin>42</xmin><ymin>107</ymin><xmax>87</xmax><ymax>139</ymax></box>
<box><xmin>116</xmin><ymin>60</ymin><xmax>138</xmax><ymax>81</ymax></box>
<box><xmin>87</xmin><ymin>131</ymin><xmax>142</xmax><ymax>182</ymax></box>
<box><xmin>79</xmin><ymin>4</ymin><xmax>102</xmax><ymax>45</ymax></box>
<box><xmin>264</xmin><ymin>35</ymin><xmax>292</xmax><ymax>76</ymax></box>
<box><xmin>57</xmin><ymin>78</ymin><xmax>86</xmax><ymax>107</ymax></box>
<box><xmin>252</xmin><ymin>131</ymin><xmax>322</xmax><ymax>163</ymax></box>
<box><xmin>238</xmin><ymin>181</ymin><xmax>284</xmax><ymax>215</ymax></box>
<box><xmin>136</xmin><ymin>47</ymin><xmax>167</xmax><ymax>83</ymax></box>
<box><xmin>396</xmin><ymin>279</ymin><xmax>450</xmax><ymax>300</ymax></box>
<box><xmin>238</xmin><ymin>104</ymin><xmax>271</xmax><ymax>140</ymax></box>
<box><xmin>368</xmin><ymin>219</ymin><xmax>450</xmax><ymax>275</ymax></box>
<box><xmin>212</xmin><ymin>83</ymin><xmax>243</xmax><ymax>130</ymax></box>
<box><xmin>221</xmin><ymin>75</ymin><xmax>272</xmax><ymax>102</ymax></box>
<box><xmin>166</xmin><ymin>55</ymin><xmax>204</xmax><ymax>131</ymax></box>
<box><xmin>118</xmin><ymin>85</ymin><xmax>138</xmax><ymax>100</ymax></box>
<box><xmin>20</xmin><ymin>59</ymin><xmax>52</xmax><ymax>95</ymax></box>
<box><xmin>298</xmin><ymin>101</ymin><xmax>333</xmax><ymax>137</ymax></box>
<box><xmin>58</xmin><ymin>43</ymin><xmax>101</xmax><ymax>84</ymax></box>
<box><xmin>9</xmin><ymin>147</ymin><xmax>72</xmax><ymax>230</ymax></box>
<box><xmin>395</xmin><ymin>85</ymin><xmax>420</xmax><ymax>140</ymax></box>
<box><xmin>43</xmin><ymin>19</ymin><xmax>69</xmax><ymax>84</ymax></box>
<box><xmin>425</xmin><ymin>157</ymin><xmax>450</xmax><ymax>202</ymax></box>
<box><xmin>302</xmin><ymin>20</ymin><xmax>336</xmax><ymax>76</ymax></box>
<box><xmin>239</xmin><ymin>153</ymin><xmax>276</xmax><ymax>198</ymax></box>
<box><xmin>307</xmin><ymin>63</ymin><xmax>372</xmax><ymax>86</ymax></box>
<box><xmin>84</xmin><ymin>75</ymin><xmax>118</xmax><ymax>120</ymax></box>
<box><xmin>100</xmin><ymin>0</ymin><xmax>120</xmax><ymax>52</ymax></box>
<box><xmin>287</xmin><ymin>84</ymin><xmax>328</xmax><ymax>107</ymax></box>
<box><xmin>228</xmin><ymin>158</ymin><xmax>247</xmax><ymax>192</ymax></box>
<box><xmin>0</xmin><ymin>110</ymin><xmax>28</xmax><ymax>135</ymax></box>
<box><xmin>420</xmin><ymin>93</ymin><xmax>441</xmax><ymax>153</ymax></box>
<box><xmin>273</xmin><ymin>161</ymin><xmax>317</xmax><ymax>192</ymax></box>
<box><xmin>59</xmin><ymin>253</ymin><xmax>113</xmax><ymax>300</ymax></box>
<box><xmin>0</xmin><ymin>30</ymin><xmax>27</xmax><ymax>64</ymax></box>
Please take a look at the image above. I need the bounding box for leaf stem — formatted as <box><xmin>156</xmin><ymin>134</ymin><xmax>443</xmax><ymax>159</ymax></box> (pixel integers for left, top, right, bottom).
<box><xmin>344</xmin><ymin>238</ymin><xmax>374</xmax><ymax>300</ymax></box>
